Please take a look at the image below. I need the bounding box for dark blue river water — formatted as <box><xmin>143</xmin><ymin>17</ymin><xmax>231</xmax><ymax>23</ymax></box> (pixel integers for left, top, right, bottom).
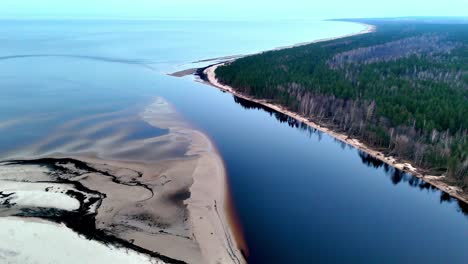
<box><xmin>0</xmin><ymin>19</ymin><xmax>466</xmax><ymax>263</ymax></box>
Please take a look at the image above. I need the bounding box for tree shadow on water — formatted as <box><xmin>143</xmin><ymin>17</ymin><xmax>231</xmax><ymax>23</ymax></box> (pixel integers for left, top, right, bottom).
<box><xmin>358</xmin><ymin>151</ymin><xmax>468</xmax><ymax>216</ymax></box>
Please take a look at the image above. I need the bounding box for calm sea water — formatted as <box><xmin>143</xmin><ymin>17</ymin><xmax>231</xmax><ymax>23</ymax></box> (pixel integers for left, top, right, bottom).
<box><xmin>0</xmin><ymin>19</ymin><xmax>466</xmax><ymax>263</ymax></box>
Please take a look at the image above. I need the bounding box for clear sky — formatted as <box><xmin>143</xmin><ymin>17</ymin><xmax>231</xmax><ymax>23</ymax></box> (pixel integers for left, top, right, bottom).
<box><xmin>1</xmin><ymin>0</ymin><xmax>467</xmax><ymax>20</ymax></box>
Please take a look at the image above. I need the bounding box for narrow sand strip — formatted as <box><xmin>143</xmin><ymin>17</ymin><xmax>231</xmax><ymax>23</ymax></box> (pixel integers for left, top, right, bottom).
<box><xmin>142</xmin><ymin>98</ymin><xmax>247</xmax><ymax>264</ymax></box>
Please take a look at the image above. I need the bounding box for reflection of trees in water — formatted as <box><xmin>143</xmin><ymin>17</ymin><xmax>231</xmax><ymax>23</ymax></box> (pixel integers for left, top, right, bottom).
<box><xmin>457</xmin><ymin>200</ymin><xmax>468</xmax><ymax>215</ymax></box>
<box><xmin>234</xmin><ymin>96</ymin><xmax>323</xmax><ymax>140</ymax></box>
<box><xmin>358</xmin><ymin>151</ymin><xmax>468</xmax><ymax>216</ymax></box>
<box><xmin>234</xmin><ymin>95</ymin><xmax>468</xmax><ymax>216</ymax></box>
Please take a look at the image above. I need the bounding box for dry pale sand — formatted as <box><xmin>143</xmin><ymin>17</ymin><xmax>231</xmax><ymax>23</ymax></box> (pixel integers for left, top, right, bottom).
<box><xmin>203</xmin><ymin>62</ymin><xmax>468</xmax><ymax>205</ymax></box>
<box><xmin>142</xmin><ymin>98</ymin><xmax>246</xmax><ymax>264</ymax></box>
<box><xmin>0</xmin><ymin>98</ymin><xmax>246</xmax><ymax>264</ymax></box>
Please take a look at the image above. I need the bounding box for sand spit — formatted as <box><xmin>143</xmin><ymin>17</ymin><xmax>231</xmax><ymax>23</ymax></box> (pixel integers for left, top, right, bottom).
<box><xmin>0</xmin><ymin>98</ymin><xmax>245</xmax><ymax>264</ymax></box>
<box><xmin>168</xmin><ymin>68</ymin><xmax>198</xmax><ymax>78</ymax></box>
<box><xmin>142</xmin><ymin>98</ymin><xmax>246</xmax><ymax>264</ymax></box>
<box><xmin>202</xmin><ymin>63</ymin><xmax>468</xmax><ymax>205</ymax></box>
<box><xmin>192</xmin><ymin>55</ymin><xmax>244</xmax><ymax>64</ymax></box>
<box><xmin>192</xmin><ymin>22</ymin><xmax>467</xmax><ymax>205</ymax></box>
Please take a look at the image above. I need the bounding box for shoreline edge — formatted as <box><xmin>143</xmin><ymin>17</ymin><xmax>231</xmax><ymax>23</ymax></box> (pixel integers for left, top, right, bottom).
<box><xmin>198</xmin><ymin>22</ymin><xmax>468</xmax><ymax>206</ymax></box>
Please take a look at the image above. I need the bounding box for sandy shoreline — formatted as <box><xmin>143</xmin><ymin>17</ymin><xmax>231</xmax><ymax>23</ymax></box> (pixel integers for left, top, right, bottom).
<box><xmin>141</xmin><ymin>98</ymin><xmax>246</xmax><ymax>264</ymax></box>
<box><xmin>201</xmin><ymin>47</ymin><xmax>467</xmax><ymax>205</ymax></box>
<box><xmin>0</xmin><ymin>98</ymin><xmax>246</xmax><ymax>264</ymax></box>
<box><xmin>184</xmin><ymin>130</ymin><xmax>247</xmax><ymax>264</ymax></box>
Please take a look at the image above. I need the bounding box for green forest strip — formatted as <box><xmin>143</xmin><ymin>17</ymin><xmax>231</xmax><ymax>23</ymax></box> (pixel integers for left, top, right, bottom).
<box><xmin>215</xmin><ymin>18</ymin><xmax>468</xmax><ymax>190</ymax></box>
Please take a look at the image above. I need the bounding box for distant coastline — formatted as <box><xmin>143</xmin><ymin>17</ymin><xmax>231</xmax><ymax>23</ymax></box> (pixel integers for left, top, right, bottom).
<box><xmin>169</xmin><ymin>22</ymin><xmax>375</xmax><ymax>78</ymax></box>
<box><xmin>269</xmin><ymin>22</ymin><xmax>376</xmax><ymax>50</ymax></box>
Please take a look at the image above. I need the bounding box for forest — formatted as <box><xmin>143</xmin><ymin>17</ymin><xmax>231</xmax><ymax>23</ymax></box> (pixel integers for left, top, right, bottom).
<box><xmin>215</xmin><ymin>19</ymin><xmax>468</xmax><ymax>189</ymax></box>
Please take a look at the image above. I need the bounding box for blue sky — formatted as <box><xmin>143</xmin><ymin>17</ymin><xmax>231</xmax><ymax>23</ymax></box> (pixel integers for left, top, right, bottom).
<box><xmin>1</xmin><ymin>0</ymin><xmax>467</xmax><ymax>19</ymax></box>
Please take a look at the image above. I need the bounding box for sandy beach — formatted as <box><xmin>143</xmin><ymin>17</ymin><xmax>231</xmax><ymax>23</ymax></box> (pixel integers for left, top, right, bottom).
<box><xmin>0</xmin><ymin>98</ymin><xmax>246</xmax><ymax>264</ymax></box>
<box><xmin>142</xmin><ymin>99</ymin><xmax>247</xmax><ymax>264</ymax></box>
<box><xmin>201</xmin><ymin>49</ymin><xmax>467</xmax><ymax>206</ymax></box>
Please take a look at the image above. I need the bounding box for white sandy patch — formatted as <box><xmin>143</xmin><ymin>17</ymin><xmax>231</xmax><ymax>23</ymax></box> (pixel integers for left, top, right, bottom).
<box><xmin>0</xmin><ymin>181</ymin><xmax>81</xmax><ymax>211</ymax></box>
<box><xmin>0</xmin><ymin>217</ymin><xmax>165</xmax><ymax>264</ymax></box>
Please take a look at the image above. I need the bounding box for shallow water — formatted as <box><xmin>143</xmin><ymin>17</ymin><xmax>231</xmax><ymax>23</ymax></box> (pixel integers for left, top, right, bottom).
<box><xmin>0</xmin><ymin>19</ymin><xmax>466</xmax><ymax>263</ymax></box>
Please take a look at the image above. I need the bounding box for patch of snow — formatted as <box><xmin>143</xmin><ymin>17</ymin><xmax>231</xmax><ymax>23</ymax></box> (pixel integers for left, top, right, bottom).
<box><xmin>0</xmin><ymin>164</ymin><xmax>51</xmax><ymax>182</ymax></box>
<box><xmin>1</xmin><ymin>191</ymin><xmax>80</xmax><ymax>211</ymax></box>
<box><xmin>0</xmin><ymin>217</ymin><xmax>166</xmax><ymax>264</ymax></box>
<box><xmin>0</xmin><ymin>181</ymin><xmax>80</xmax><ymax>211</ymax></box>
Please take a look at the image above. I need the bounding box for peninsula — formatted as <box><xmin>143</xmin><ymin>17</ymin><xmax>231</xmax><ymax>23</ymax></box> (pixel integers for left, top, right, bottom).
<box><xmin>199</xmin><ymin>18</ymin><xmax>468</xmax><ymax>204</ymax></box>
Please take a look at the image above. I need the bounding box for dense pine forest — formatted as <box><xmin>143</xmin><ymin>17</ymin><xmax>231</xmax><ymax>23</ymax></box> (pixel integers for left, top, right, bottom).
<box><xmin>215</xmin><ymin>19</ymin><xmax>468</xmax><ymax>189</ymax></box>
